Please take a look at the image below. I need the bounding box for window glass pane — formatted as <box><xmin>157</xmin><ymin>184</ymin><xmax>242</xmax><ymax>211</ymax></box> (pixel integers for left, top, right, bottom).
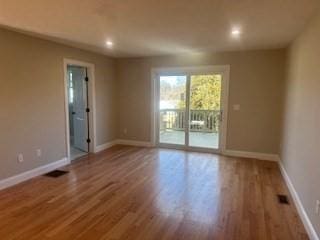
<box><xmin>189</xmin><ymin>74</ymin><xmax>222</xmax><ymax>149</ymax></box>
<box><xmin>159</xmin><ymin>76</ymin><xmax>187</xmax><ymax>145</ymax></box>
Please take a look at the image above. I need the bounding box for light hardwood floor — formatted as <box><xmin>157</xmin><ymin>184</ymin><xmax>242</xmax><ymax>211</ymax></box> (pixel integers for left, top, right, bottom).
<box><xmin>0</xmin><ymin>145</ymin><xmax>308</xmax><ymax>240</ymax></box>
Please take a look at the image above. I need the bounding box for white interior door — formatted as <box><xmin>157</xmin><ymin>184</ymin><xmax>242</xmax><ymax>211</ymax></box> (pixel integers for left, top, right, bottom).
<box><xmin>71</xmin><ymin>66</ymin><xmax>88</xmax><ymax>152</ymax></box>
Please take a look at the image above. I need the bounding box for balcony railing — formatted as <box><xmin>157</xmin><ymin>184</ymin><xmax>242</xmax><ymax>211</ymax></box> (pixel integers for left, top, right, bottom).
<box><xmin>160</xmin><ymin>109</ymin><xmax>220</xmax><ymax>133</ymax></box>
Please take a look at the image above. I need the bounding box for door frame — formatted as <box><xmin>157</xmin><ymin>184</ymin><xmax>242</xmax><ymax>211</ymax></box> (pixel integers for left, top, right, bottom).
<box><xmin>63</xmin><ymin>59</ymin><xmax>97</xmax><ymax>161</ymax></box>
<box><xmin>151</xmin><ymin>65</ymin><xmax>230</xmax><ymax>153</ymax></box>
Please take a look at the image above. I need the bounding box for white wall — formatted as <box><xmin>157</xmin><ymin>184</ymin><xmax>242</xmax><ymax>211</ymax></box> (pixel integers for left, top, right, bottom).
<box><xmin>281</xmin><ymin>12</ymin><xmax>320</xmax><ymax>237</ymax></box>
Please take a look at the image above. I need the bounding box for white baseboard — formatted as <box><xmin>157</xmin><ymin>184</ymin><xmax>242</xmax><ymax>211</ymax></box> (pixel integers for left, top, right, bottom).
<box><xmin>279</xmin><ymin>162</ymin><xmax>319</xmax><ymax>240</ymax></box>
<box><xmin>116</xmin><ymin>139</ymin><xmax>153</xmax><ymax>147</ymax></box>
<box><xmin>223</xmin><ymin>150</ymin><xmax>279</xmax><ymax>162</ymax></box>
<box><xmin>0</xmin><ymin>158</ymin><xmax>70</xmax><ymax>191</ymax></box>
<box><xmin>94</xmin><ymin>140</ymin><xmax>118</xmax><ymax>153</ymax></box>
<box><xmin>94</xmin><ymin>139</ymin><xmax>153</xmax><ymax>153</ymax></box>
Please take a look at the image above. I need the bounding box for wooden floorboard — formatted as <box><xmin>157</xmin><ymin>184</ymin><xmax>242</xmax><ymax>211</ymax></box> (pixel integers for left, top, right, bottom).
<box><xmin>0</xmin><ymin>145</ymin><xmax>308</xmax><ymax>240</ymax></box>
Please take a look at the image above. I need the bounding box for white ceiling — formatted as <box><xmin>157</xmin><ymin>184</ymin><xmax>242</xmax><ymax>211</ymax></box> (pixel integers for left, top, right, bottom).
<box><xmin>0</xmin><ymin>0</ymin><xmax>319</xmax><ymax>57</ymax></box>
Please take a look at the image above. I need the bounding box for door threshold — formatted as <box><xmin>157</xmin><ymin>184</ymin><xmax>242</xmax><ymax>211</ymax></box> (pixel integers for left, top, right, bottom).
<box><xmin>158</xmin><ymin>144</ymin><xmax>221</xmax><ymax>154</ymax></box>
<box><xmin>70</xmin><ymin>149</ymin><xmax>88</xmax><ymax>161</ymax></box>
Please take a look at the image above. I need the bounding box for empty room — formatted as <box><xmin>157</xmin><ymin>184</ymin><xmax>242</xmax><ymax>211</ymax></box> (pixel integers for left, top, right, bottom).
<box><xmin>0</xmin><ymin>1</ymin><xmax>320</xmax><ymax>239</ymax></box>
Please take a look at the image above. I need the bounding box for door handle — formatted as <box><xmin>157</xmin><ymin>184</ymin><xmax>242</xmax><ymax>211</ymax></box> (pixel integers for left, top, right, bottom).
<box><xmin>76</xmin><ymin>117</ymin><xmax>84</xmax><ymax>121</ymax></box>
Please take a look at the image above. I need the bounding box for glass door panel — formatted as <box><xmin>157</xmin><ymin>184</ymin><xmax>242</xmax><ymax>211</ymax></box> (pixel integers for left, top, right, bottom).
<box><xmin>188</xmin><ymin>74</ymin><xmax>222</xmax><ymax>149</ymax></box>
<box><xmin>159</xmin><ymin>76</ymin><xmax>187</xmax><ymax>145</ymax></box>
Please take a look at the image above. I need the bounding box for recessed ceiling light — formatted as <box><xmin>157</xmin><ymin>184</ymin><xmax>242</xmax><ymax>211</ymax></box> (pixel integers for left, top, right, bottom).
<box><xmin>231</xmin><ymin>28</ymin><xmax>241</xmax><ymax>37</ymax></box>
<box><xmin>106</xmin><ymin>41</ymin><xmax>113</xmax><ymax>47</ymax></box>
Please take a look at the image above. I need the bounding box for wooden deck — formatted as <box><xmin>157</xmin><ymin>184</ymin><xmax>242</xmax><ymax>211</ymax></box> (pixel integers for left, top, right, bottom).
<box><xmin>0</xmin><ymin>145</ymin><xmax>308</xmax><ymax>240</ymax></box>
<box><xmin>160</xmin><ymin>131</ymin><xmax>219</xmax><ymax>148</ymax></box>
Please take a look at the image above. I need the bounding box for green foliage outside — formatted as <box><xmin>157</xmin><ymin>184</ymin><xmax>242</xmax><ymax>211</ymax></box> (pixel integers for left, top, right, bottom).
<box><xmin>177</xmin><ymin>75</ymin><xmax>221</xmax><ymax>110</ymax></box>
<box><xmin>160</xmin><ymin>74</ymin><xmax>222</xmax><ymax>132</ymax></box>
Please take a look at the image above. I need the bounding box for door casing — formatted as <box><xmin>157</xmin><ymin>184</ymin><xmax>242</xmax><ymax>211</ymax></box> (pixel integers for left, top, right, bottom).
<box><xmin>63</xmin><ymin>59</ymin><xmax>97</xmax><ymax>161</ymax></box>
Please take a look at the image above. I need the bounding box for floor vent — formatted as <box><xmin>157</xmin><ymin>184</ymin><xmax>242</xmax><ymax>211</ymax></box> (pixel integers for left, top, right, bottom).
<box><xmin>277</xmin><ymin>194</ymin><xmax>289</xmax><ymax>204</ymax></box>
<box><xmin>44</xmin><ymin>170</ymin><xmax>69</xmax><ymax>178</ymax></box>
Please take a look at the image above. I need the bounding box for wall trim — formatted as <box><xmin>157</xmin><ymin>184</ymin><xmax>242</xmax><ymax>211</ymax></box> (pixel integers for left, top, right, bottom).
<box><xmin>94</xmin><ymin>140</ymin><xmax>118</xmax><ymax>153</ymax></box>
<box><xmin>223</xmin><ymin>150</ymin><xmax>280</xmax><ymax>162</ymax></box>
<box><xmin>279</xmin><ymin>162</ymin><xmax>319</xmax><ymax>240</ymax></box>
<box><xmin>0</xmin><ymin>158</ymin><xmax>70</xmax><ymax>191</ymax></box>
<box><xmin>116</xmin><ymin>139</ymin><xmax>154</xmax><ymax>147</ymax></box>
<box><xmin>94</xmin><ymin>139</ymin><xmax>155</xmax><ymax>153</ymax></box>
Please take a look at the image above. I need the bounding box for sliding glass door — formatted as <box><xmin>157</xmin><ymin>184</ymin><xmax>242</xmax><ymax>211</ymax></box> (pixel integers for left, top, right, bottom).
<box><xmin>157</xmin><ymin>71</ymin><xmax>225</xmax><ymax>151</ymax></box>
<box><xmin>159</xmin><ymin>75</ymin><xmax>187</xmax><ymax>145</ymax></box>
<box><xmin>188</xmin><ymin>74</ymin><xmax>222</xmax><ymax>149</ymax></box>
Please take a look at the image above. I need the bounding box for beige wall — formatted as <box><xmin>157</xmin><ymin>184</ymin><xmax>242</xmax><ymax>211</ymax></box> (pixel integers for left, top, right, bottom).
<box><xmin>0</xmin><ymin>28</ymin><xmax>117</xmax><ymax>179</ymax></box>
<box><xmin>116</xmin><ymin>49</ymin><xmax>286</xmax><ymax>154</ymax></box>
<box><xmin>281</xmin><ymin>12</ymin><xmax>320</xmax><ymax>236</ymax></box>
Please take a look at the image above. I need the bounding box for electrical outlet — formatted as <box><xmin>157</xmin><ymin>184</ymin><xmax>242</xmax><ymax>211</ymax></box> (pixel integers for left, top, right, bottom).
<box><xmin>17</xmin><ymin>154</ymin><xmax>24</xmax><ymax>163</ymax></box>
<box><xmin>316</xmin><ymin>200</ymin><xmax>320</xmax><ymax>215</ymax></box>
<box><xmin>36</xmin><ymin>149</ymin><xmax>42</xmax><ymax>157</ymax></box>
